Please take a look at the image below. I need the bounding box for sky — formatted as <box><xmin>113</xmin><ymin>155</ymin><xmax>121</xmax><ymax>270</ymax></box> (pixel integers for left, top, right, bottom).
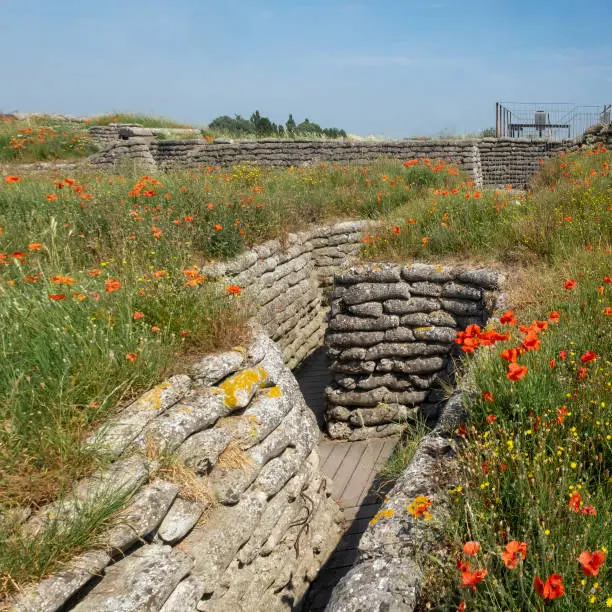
<box><xmin>2</xmin><ymin>0</ymin><xmax>611</xmax><ymax>137</ymax></box>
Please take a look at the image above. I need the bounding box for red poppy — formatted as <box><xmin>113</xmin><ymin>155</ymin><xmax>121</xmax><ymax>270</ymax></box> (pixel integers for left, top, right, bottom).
<box><xmin>559</xmin><ymin>349</ymin><xmax>567</xmax><ymax>360</ymax></box>
<box><xmin>548</xmin><ymin>311</ymin><xmax>561</xmax><ymax>323</ymax></box>
<box><xmin>227</xmin><ymin>285</ymin><xmax>241</xmax><ymax>295</ymax></box>
<box><xmin>184</xmin><ymin>215</ymin><xmax>194</xmax><ymax>222</ymax></box>
<box><xmin>105</xmin><ymin>279</ymin><xmax>121</xmax><ymax>293</ymax></box>
<box><xmin>500</xmin><ymin>347</ymin><xmax>522</xmax><ymax>363</ymax></box>
<box><xmin>486</xmin><ymin>414</ymin><xmax>497</xmax><ymax>423</ymax></box>
<box><xmin>133</xmin><ymin>311</ymin><xmax>144</xmax><ymax>321</ymax></box>
<box><xmin>88</xmin><ymin>269</ymin><xmax>101</xmax><ymax>277</ymax></box>
<box><xmin>24</xmin><ymin>275</ymin><xmax>40</xmax><ymax>283</ymax></box>
<box><xmin>581</xmin><ymin>505</ymin><xmax>597</xmax><ymax>516</ymax></box>
<box><xmin>5</xmin><ymin>175</ymin><xmax>21</xmax><ymax>183</ymax></box>
<box><xmin>580</xmin><ymin>350</ymin><xmax>598</xmax><ymax>363</ymax></box>
<box><xmin>604</xmin><ymin>276</ymin><xmax>612</xmax><ymax>284</ymax></box>
<box><xmin>499</xmin><ymin>310</ymin><xmax>517</xmax><ymax>325</ymax></box>
<box><xmin>125</xmin><ymin>352</ymin><xmax>138</xmax><ymax>363</ymax></box>
<box><xmin>521</xmin><ymin>333</ymin><xmax>541</xmax><ymax>352</ymax></box>
<box><xmin>578</xmin><ymin>367</ymin><xmax>588</xmax><ymax>380</ymax></box>
<box><xmin>48</xmin><ymin>293</ymin><xmax>66</xmax><ymax>301</ymax></box>
<box><xmin>46</xmin><ymin>194</ymin><xmax>58</xmax><ymax>201</ymax></box>
<box><xmin>457</xmin><ymin>603</ymin><xmax>466</xmax><ymax>612</ymax></box>
<box><xmin>604</xmin><ymin>307</ymin><xmax>612</xmax><ymax>315</ymax></box>
<box><xmin>178</xmin><ymin>329</ymin><xmax>191</xmax><ymax>337</ymax></box>
<box><xmin>51</xmin><ymin>275</ymin><xmax>75</xmax><ymax>286</ymax></box>
<box><xmin>507</xmin><ymin>362</ymin><xmax>528</xmax><ymax>381</ymax></box>
<box><xmin>578</xmin><ymin>550</ymin><xmax>605</xmax><ymax>577</ymax></box>
<box><xmin>28</xmin><ymin>243</ymin><xmax>43</xmax><ymax>251</ymax></box>
<box><xmin>463</xmin><ymin>541</ymin><xmax>480</xmax><ymax>556</ymax></box>
<box><xmin>556</xmin><ymin>406</ymin><xmax>569</xmax><ymax>424</ymax></box>
<box><xmin>569</xmin><ymin>491</ymin><xmax>582</xmax><ymax>512</ymax></box>
<box><xmin>502</xmin><ymin>540</ymin><xmax>527</xmax><ymax>569</ymax></box>
<box><xmin>564</xmin><ymin>279</ymin><xmax>577</xmax><ymax>290</ymax></box>
<box><xmin>12</xmin><ymin>252</ymin><xmax>26</xmax><ymax>260</ymax></box>
<box><xmin>215</xmin><ymin>224</ymin><xmax>223</xmax><ymax>231</ymax></box>
<box><xmin>482</xmin><ymin>391</ymin><xmax>494</xmax><ymax>403</ymax></box>
<box><xmin>461</xmin><ymin>568</ymin><xmax>487</xmax><ymax>590</ymax></box>
<box><xmin>549</xmin><ymin>359</ymin><xmax>556</xmax><ymax>369</ymax></box>
<box><xmin>534</xmin><ymin>574</ymin><xmax>565</xmax><ymax>600</ymax></box>
<box><xmin>151</xmin><ymin>326</ymin><xmax>160</xmax><ymax>333</ymax></box>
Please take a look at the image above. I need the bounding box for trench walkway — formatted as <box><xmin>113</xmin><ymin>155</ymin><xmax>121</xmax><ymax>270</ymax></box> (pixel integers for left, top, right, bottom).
<box><xmin>295</xmin><ymin>348</ymin><xmax>398</xmax><ymax>611</ymax></box>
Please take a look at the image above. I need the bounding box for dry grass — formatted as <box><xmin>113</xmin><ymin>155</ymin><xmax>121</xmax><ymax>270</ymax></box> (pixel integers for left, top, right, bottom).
<box><xmin>215</xmin><ymin>439</ymin><xmax>254</xmax><ymax>472</ymax></box>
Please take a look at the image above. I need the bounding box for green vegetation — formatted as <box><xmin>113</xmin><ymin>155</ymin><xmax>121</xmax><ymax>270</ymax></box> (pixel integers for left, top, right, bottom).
<box><xmin>0</xmin><ymin>159</ymin><xmax>459</xmax><ymax>507</ymax></box>
<box><xmin>0</xmin><ymin>487</ymin><xmax>131</xmax><ymax>599</ymax></box>
<box><xmin>87</xmin><ymin>113</ymin><xmax>193</xmax><ymax>128</ymax></box>
<box><xmin>378</xmin><ymin>418</ymin><xmax>429</xmax><ymax>483</ymax></box>
<box><xmin>207</xmin><ymin>110</ymin><xmax>347</xmax><ymax>139</ymax></box>
<box><xmin>368</xmin><ymin>147</ymin><xmax>611</xmax><ymax>610</ymax></box>
<box><xmin>0</xmin><ymin>117</ymin><xmax>96</xmax><ymax>162</ymax></box>
<box><xmin>0</xmin><ymin>141</ymin><xmax>609</xmax><ymax>605</ymax></box>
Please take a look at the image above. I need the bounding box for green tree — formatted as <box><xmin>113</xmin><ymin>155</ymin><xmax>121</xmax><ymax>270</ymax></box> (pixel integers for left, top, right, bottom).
<box><xmin>285</xmin><ymin>114</ymin><xmax>297</xmax><ymax>136</ymax></box>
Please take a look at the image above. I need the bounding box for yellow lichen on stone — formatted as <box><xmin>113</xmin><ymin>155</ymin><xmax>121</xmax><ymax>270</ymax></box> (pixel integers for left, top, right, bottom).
<box><xmin>414</xmin><ymin>326</ymin><xmax>432</xmax><ymax>332</ymax></box>
<box><xmin>137</xmin><ymin>381</ymin><xmax>170</xmax><ymax>411</ymax></box>
<box><xmin>266</xmin><ymin>386</ymin><xmax>282</xmax><ymax>398</ymax></box>
<box><xmin>369</xmin><ymin>507</ymin><xmax>394</xmax><ymax>527</ymax></box>
<box><xmin>216</xmin><ymin>366</ymin><xmax>268</xmax><ymax>409</ymax></box>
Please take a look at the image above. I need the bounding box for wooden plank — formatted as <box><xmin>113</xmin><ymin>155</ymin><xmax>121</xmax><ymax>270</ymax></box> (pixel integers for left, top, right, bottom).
<box><xmin>317</xmin><ymin>441</ymin><xmax>334</xmax><ymax>466</ymax></box>
<box><xmin>321</xmin><ymin>442</ymin><xmax>351</xmax><ymax>481</ymax></box>
<box><xmin>340</xmin><ymin>439</ymin><xmax>385</xmax><ymax>508</ymax></box>
<box><xmin>362</xmin><ymin>436</ymin><xmax>399</xmax><ymax>505</ymax></box>
<box><xmin>332</xmin><ymin>441</ymin><xmax>368</xmax><ymax>502</ymax></box>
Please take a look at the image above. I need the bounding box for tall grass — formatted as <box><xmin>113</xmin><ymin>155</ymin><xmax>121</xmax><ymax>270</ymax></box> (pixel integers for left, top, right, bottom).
<box><xmin>422</xmin><ymin>256</ymin><xmax>612</xmax><ymax>611</ymax></box>
<box><xmin>363</xmin><ymin>145</ymin><xmax>611</xmax><ymax>265</ymax></box>
<box><xmin>358</xmin><ymin>147</ymin><xmax>611</xmax><ymax>610</ymax></box>
<box><xmin>0</xmin><ymin>159</ymin><xmax>461</xmax><ymax>508</ymax></box>
<box><xmin>88</xmin><ymin>113</ymin><xmax>194</xmax><ymax>128</ymax></box>
<box><xmin>0</xmin><ymin>118</ymin><xmax>96</xmax><ymax>162</ymax></box>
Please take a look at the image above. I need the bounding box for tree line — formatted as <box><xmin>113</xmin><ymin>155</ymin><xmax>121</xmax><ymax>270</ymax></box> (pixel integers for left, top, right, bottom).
<box><xmin>207</xmin><ymin>111</ymin><xmax>347</xmax><ymax>138</ymax></box>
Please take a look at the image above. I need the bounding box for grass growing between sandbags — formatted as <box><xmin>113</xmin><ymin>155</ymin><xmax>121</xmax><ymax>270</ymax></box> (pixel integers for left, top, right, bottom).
<box><xmin>0</xmin><ymin>158</ymin><xmax>461</xmax><ymax>596</ymax></box>
<box><xmin>366</xmin><ymin>148</ymin><xmax>611</xmax><ymax>610</ymax></box>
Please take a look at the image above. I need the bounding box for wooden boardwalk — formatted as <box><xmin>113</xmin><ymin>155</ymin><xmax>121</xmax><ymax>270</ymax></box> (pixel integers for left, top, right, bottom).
<box><xmin>294</xmin><ymin>349</ymin><xmax>398</xmax><ymax>611</ymax></box>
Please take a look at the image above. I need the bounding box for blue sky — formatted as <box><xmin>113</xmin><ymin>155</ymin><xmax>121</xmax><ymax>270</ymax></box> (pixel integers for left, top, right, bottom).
<box><xmin>3</xmin><ymin>0</ymin><xmax>611</xmax><ymax>137</ymax></box>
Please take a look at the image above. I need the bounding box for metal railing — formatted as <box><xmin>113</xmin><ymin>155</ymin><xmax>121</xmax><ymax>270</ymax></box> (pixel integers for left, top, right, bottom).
<box><xmin>495</xmin><ymin>102</ymin><xmax>610</xmax><ymax>140</ymax></box>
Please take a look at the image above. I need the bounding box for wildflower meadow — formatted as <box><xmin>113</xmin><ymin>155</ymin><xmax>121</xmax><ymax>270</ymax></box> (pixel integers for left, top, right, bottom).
<box><xmin>0</xmin><ymin>133</ymin><xmax>609</xmax><ymax>606</ymax></box>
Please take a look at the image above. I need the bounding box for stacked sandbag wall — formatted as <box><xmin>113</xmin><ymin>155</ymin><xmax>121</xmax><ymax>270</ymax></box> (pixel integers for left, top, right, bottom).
<box><xmin>10</xmin><ymin>331</ymin><xmax>343</xmax><ymax>612</ymax></box>
<box><xmin>200</xmin><ymin>220</ymin><xmax>368</xmax><ymax>370</ymax></box>
<box><xmin>325</xmin><ymin>263</ymin><xmax>503</xmax><ymax>440</ymax></box>
<box><xmin>88</xmin><ymin>134</ymin><xmax>607</xmax><ymax>188</ymax></box>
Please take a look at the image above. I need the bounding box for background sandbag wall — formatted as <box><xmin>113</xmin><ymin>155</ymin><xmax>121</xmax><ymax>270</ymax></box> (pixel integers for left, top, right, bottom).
<box><xmin>88</xmin><ymin>133</ymin><xmax>604</xmax><ymax>188</ymax></box>
<box><xmin>11</xmin><ymin>330</ymin><xmax>343</xmax><ymax>612</ymax></box>
<box><xmin>478</xmin><ymin>138</ymin><xmax>569</xmax><ymax>187</ymax></box>
<box><xmin>88</xmin><ymin>137</ymin><xmax>157</xmax><ymax>170</ymax></box>
<box><xmin>325</xmin><ymin>263</ymin><xmax>502</xmax><ymax>441</ymax></box>
<box><xmin>200</xmin><ymin>220</ymin><xmax>368</xmax><ymax>370</ymax></box>
<box><xmin>88</xmin><ymin>123</ymin><xmax>144</xmax><ymax>148</ymax></box>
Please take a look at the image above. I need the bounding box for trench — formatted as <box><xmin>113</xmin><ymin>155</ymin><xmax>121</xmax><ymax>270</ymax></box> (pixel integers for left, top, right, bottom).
<box><xmin>294</xmin><ymin>348</ymin><xmax>399</xmax><ymax>611</ymax></box>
